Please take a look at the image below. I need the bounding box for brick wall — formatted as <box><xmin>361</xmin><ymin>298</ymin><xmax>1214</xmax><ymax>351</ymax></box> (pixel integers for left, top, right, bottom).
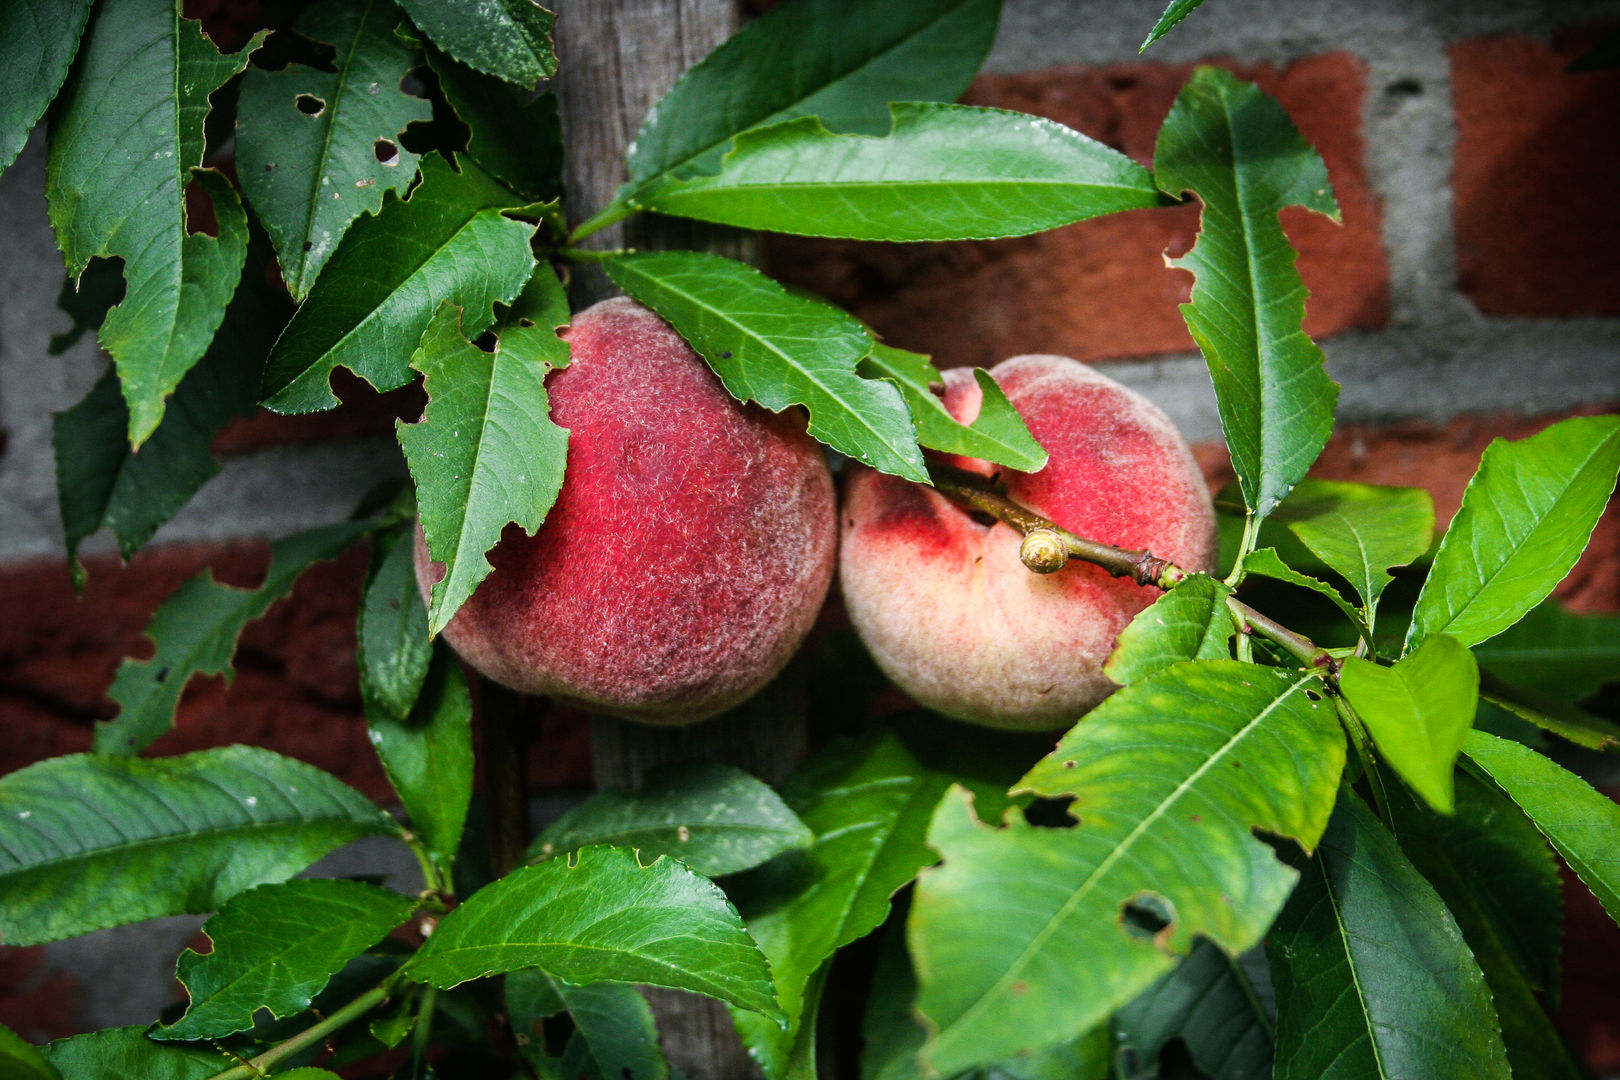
<box><xmin>3</xmin><ymin>0</ymin><xmax>1619</xmax><ymax>1060</ymax></box>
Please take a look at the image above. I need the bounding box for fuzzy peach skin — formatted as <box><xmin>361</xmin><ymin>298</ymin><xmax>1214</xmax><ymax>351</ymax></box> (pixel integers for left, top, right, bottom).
<box><xmin>417</xmin><ymin>297</ymin><xmax>837</xmax><ymax>725</ymax></box>
<box><xmin>840</xmin><ymin>355</ymin><xmax>1217</xmax><ymax>731</ymax></box>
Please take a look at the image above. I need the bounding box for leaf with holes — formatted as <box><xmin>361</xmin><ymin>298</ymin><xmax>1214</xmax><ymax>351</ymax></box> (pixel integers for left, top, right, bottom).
<box><xmin>1154</xmin><ymin>67</ymin><xmax>1340</xmax><ymax>522</ymax></box>
<box><xmin>0</xmin><ymin>0</ymin><xmax>94</xmax><ymax>176</ymax></box>
<box><xmin>235</xmin><ymin>0</ymin><xmax>430</xmax><ymax>299</ymax></box>
<box><xmin>1267</xmin><ymin>795</ymin><xmax>1510</xmax><ymax>1080</ymax></box>
<box><xmin>1113</xmin><ymin>941</ymin><xmax>1274</xmax><ymax>1080</ymax></box>
<box><xmin>606</xmin><ymin>251</ymin><xmax>925</xmax><ymax>482</ymax></box>
<box><xmin>261</xmin><ymin>154</ymin><xmax>537</xmax><ymax>414</ymax></box>
<box><xmin>45</xmin><ymin>0</ymin><xmax>262</xmax><ymax>446</ymax></box>
<box><xmin>397</xmin><ymin>0</ymin><xmax>555</xmax><ymax>88</ymax></box>
<box><xmin>859</xmin><ymin>345</ymin><xmax>1047</xmax><ymax>472</ymax></box>
<box><xmin>911</xmin><ymin>662</ymin><xmax>1345</xmax><ymax>1074</ymax></box>
<box><xmin>0</xmin><ymin>747</ymin><xmax>397</xmax><ymax>946</ymax></box>
<box><xmin>1106</xmin><ymin>574</ymin><xmax>1235</xmax><ymax>685</ymax></box>
<box><xmin>1270</xmin><ymin>479</ymin><xmax>1435</xmax><ymax>619</ymax></box>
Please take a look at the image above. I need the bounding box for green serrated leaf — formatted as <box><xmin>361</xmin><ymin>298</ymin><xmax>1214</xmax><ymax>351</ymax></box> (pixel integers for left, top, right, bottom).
<box><xmin>0</xmin><ymin>747</ymin><xmax>396</xmax><ymax>946</ymax></box>
<box><xmin>859</xmin><ymin>346</ymin><xmax>1047</xmax><ymax>472</ymax></box>
<box><xmin>605</xmin><ymin>251</ymin><xmax>925</xmax><ymax>482</ymax></box>
<box><xmin>1267</xmin><ymin>795</ymin><xmax>1511</xmax><ymax>1080</ymax></box>
<box><xmin>431</xmin><ymin>56</ymin><xmax>563</xmax><ymax>203</ymax></box>
<box><xmin>913</xmin><ymin>662</ymin><xmax>1344</xmax><ymax>1074</ymax></box>
<box><xmin>528</xmin><ymin>762</ymin><xmax>811</xmax><ymax>878</ymax></box>
<box><xmin>0</xmin><ymin>0</ymin><xmax>93</xmax><ymax>176</ymax></box>
<box><xmin>99</xmin><ymin>519</ymin><xmax>375</xmax><ymax>756</ymax></box>
<box><xmin>633</xmin><ymin>104</ymin><xmax>1159</xmax><ymax>241</ymax></box>
<box><xmin>399</xmin><ymin>300</ymin><xmax>568</xmax><ymax>635</ymax></box>
<box><xmin>43</xmin><ymin>1027</ymin><xmax>220</xmax><ymax>1080</ymax></box>
<box><xmin>1473</xmin><ymin>598</ymin><xmax>1620</xmax><ymax>702</ymax></box>
<box><xmin>398</xmin><ymin>0</ymin><xmax>555</xmax><ymax>87</ymax></box>
<box><xmin>1463</xmin><ymin>729</ymin><xmax>1620</xmax><ymax>926</ymax></box>
<box><xmin>365</xmin><ymin>646</ymin><xmax>473</xmax><ymax>878</ymax></box>
<box><xmin>358</xmin><ymin>521</ymin><xmax>434</xmax><ymax>720</ymax></box>
<box><xmin>1243</xmin><ymin>548</ymin><xmax>1368</xmax><ymax>639</ymax></box>
<box><xmin>261</xmin><ymin>153</ymin><xmax>537</xmax><ymax>413</ymax></box>
<box><xmin>1409</xmin><ymin>415</ymin><xmax>1620</xmax><ymax>651</ymax></box>
<box><xmin>1105</xmin><ymin>574</ymin><xmax>1235</xmax><ymax>684</ymax></box>
<box><xmin>552</xmin><ymin>980</ymin><xmax>668</xmax><ymax>1080</ymax></box>
<box><xmin>496</xmin><ymin>262</ymin><xmax>572</xmax><ymax>371</ymax></box>
<box><xmin>0</xmin><ymin>1020</ymin><xmax>60</xmax><ymax>1080</ymax></box>
<box><xmin>1480</xmin><ymin>675</ymin><xmax>1620</xmax><ymax>751</ymax></box>
<box><xmin>1154</xmin><ymin>66</ymin><xmax>1340</xmax><ymax>522</ymax></box>
<box><xmin>155</xmin><ymin>879</ymin><xmax>414</xmax><ymax>1040</ymax></box>
<box><xmin>1270</xmin><ymin>479</ymin><xmax>1435</xmax><ymax>620</ymax></box>
<box><xmin>1113</xmin><ymin>942</ymin><xmax>1273</xmax><ymax>1080</ymax></box>
<box><xmin>236</xmin><ymin>0</ymin><xmax>431</xmax><ymax>299</ymax></box>
<box><xmin>1140</xmin><ymin>0</ymin><xmax>1207</xmax><ymax>50</ymax></box>
<box><xmin>46</xmin><ymin>0</ymin><xmax>261</xmax><ymax>445</ymax></box>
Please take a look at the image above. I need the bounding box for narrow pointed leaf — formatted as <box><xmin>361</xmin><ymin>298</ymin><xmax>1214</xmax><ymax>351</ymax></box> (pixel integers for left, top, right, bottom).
<box><xmin>404</xmin><ymin>847</ymin><xmax>780</xmax><ymax>1019</ymax></box>
<box><xmin>155</xmin><ymin>879</ymin><xmax>415</xmax><ymax>1040</ymax></box>
<box><xmin>1243</xmin><ymin>548</ymin><xmax>1368</xmax><ymax>637</ymax></box>
<box><xmin>1409</xmin><ymin>415</ymin><xmax>1620</xmax><ymax>651</ymax></box>
<box><xmin>432</xmin><ymin>57</ymin><xmax>563</xmax><ymax>202</ymax></box>
<box><xmin>1141</xmin><ymin>0</ymin><xmax>1208</xmax><ymax>50</ymax></box>
<box><xmin>528</xmin><ymin>762</ymin><xmax>811</xmax><ymax>878</ymax></box>
<box><xmin>0</xmin><ymin>0</ymin><xmax>94</xmax><ymax>176</ymax></box>
<box><xmin>1154</xmin><ymin>67</ymin><xmax>1340</xmax><ymax>521</ymax></box>
<box><xmin>397</xmin><ymin>0</ymin><xmax>556</xmax><ymax>87</ymax></box>
<box><xmin>236</xmin><ymin>0</ymin><xmax>431</xmax><ymax>299</ymax></box>
<box><xmin>606</xmin><ymin>251</ymin><xmax>926</xmax><ymax>481</ymax></box>
<box><xmin>1270</xmin><ymin>479</ymin><xmax>1435</xmax><ymax>614</ymax></box>
<box><xmin>1113</xmin><ymin>942</ymin><xmax>1273</xmax><ymax>1080</ymax></box>
<box><xmin>261</xmin><ymin>154</ymin><xmax>537</xmax><ymax>413</ymax></box>
<box><xmin>100</xmin><ymin>519</ymin><xmax>375</xmax><ymax>755</ymax></box>
<box><xmin>358</xmin><ymin>521</ymin><xmax>434</xmax><ymax>720</ymax></box>
<box><xmin>859</xmin><ymin>345</ymin><xmax>1047</xmax><ymax>472</ymax></box>
<box><xmin>46</xmin><ymin>0</ymin><xmax>261</xmax><ymax>445</ymax></box>
<box><xmin>0</xmin><ymin>747</ymin><xmax>397</xmax><ymax>946</ymax></box>
<box><xmin>1267</xmin><ymin>795</ymin><xmax>1510</xmax><ymax>1080</ymax></box>
<box><xmin>399</xmin><ymin>300</ymin><xmax>568</xmax><ymax>636</ymax></box>
<box><xmin>635</xmin><ymin>105</ymin><xmax>1159</xmax><ymax>241</ymax></box>
<box><xmin>0</xmin><ymin>1021</ymin><xmax>59</xmax><ymax>1080</ymax></box>
<box><xmin>1105</xmin><ymin>574</ymin><xmax>1235</xmax><ymax>684</ymax></box>
<box><xmin>43</xmin><ymin>1028</ymin><xmax>220</xmax><ymax>1080</ymax></box>
<box><xmin>1463</xmin><ymin>729</ymin><xmax>1620</xmax><ymax>924</ymax></box>
<box><xmin>1479</xmin><ymin>671</ymin><xmax>1620</xmax><ymax>751</ymax></box>
<box><xmin>913</xmin><ymin>662</ymin><xmax>1345</xmax><ymax>1074</ymax></box>
<box><xmin>1473</xmin><ymin>599</ymin><xmax>1620</xmax><ymax>701</ymax></box>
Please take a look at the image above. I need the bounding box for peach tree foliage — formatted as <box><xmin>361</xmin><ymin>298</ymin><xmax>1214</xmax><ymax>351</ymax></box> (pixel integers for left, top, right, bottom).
<box><xmin>1</xmin><ymin>0</ymin><xmax>1618</xmax><ymax>1077</ymax></box>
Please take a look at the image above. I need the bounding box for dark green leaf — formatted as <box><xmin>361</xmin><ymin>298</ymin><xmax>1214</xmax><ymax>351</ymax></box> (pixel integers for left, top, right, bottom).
<box><xmin>1270</xmin><ymin>479</ymin><xmax>1435</xmax><ymax>619</ymax></box>
<box><xmin>43</xmin><ymin>1028</ymin><xmax>219</xmax><ymax>1080</ymax></box>
<box><xmin>431</xmin><ymin>57</ymin><xmax>563</xmax><ymax>202</ymax></box>
<box><xmin>1267</xmin><ymin>795</ymin><xmax>1511</xmax><ymax>1080</ymax></box>
<box><xmin>399</xmin><ymin>300</ymin><xmax>568</xmax><ymax>635</ymax></box>
<box><xmin>634</xmin><ymin>105</ymin><xmax>1159</xmax><ymax>241</ymax></box>
<box><xmin>0</xmin><ymin>0</ymin><xmax>93</xmax><ymax>175</ymax></box>
<box><xmin>364</xmin><ymin>646</ymin><xmax>474</xmax><ymax>878</ymax></box>
<box><xmin>235</xmin><ymin>0</ymin><xmax>430</xmax><ymax>299</ymax></box>
<box><xmin>494</xmin><ymin>261</ymin><xmax>572</xmax><ymax>371</ymax></box>
<box><xmin>1473</xmin><ymin>597</ymin><xmax>1620</xmax><ymax>701</ymax></box>
<box><xmin>1479</xmin><ymin>671</ymin><xmax>1620</xmax><ymax>751</ymax></box>
<box><xmin>0</xmin><ymin>1020</ymin><xmax>60</xmax><ymax>1080</ymax></box>
<box><xmin>1105</xmin><ymin>574</ymin><xmax>1235</xmax><ymax>684</ymax></box>
<box><xmin>1340</xmin><ymin>634</ymin><xmax>1479</xmax><ymax>813</ymax></box>
<box><xmin>403</xmin><ymin>846</ymin><xmax>780</xmax><ymax>1020</ymax></box>
<box><xmin>46</xmin><ymin>255</ymin><xmax>125</xmax><ymax>355</ymax></box>
<box><xmin>358</xmin><ymin>521</ymin><xmax>433</xmax><ymax>719</ymax></box>
<box><xmin>397</xmin><ymin>0</ymin><xmax>555</xmax><ymax>87</ymax></box>
<box><xmin>1243</xmin><ymin>548</ymin><xmax>1367</xmax><ymax>638</ymax></box>
<box><xmin>1114</xmin><ymin>942</ymin><xmax>1273</xmax><ymax>1080</ymax></box>
<box><xmin>1408</xmin><ymin>414</ymin><xmax>1620</xmax><ymax>651</ymax></box>
<box><xmin>1463</xmin><ymin>729</ymin><xmax>1620</xmax><ymax>925</ymax></box>
<box><xmin>99</xmin><ymin>519</ymin><xmax>374</xmax><ymax>755</ymax></box>
<box><xmin>261</xmin><ymin>154</ymin><xmax>537</xmax><ymax>413</ymax></box>
<box><xmin>553</xmin><ymin>980</ymin><xmax>668</xmax><ymax>1080</ymax></box>
<box><xmin>605</xmin><ymin>251</ymin><xmax>926</xmax><ymax>482</ymax></box>
<box><xmin>0</xmin><ymin>747</ymin><xmax>397</xmax><ymax>946</ymax></box>
<box><xmin>1153</xmin><ymin>67</ymin><xmax>1340</xmax><ymax>521</ymax></box>
<box><xmin>528</xmin><ymin>762</ymin><xmax>811</xmax><ymax>878</ymax></box>
<box><xmin>912</xmin><ymin>663</ymin><xmax>1345</xmax><ymax>1074</ymax></box>
<box><xmin>46</xmin><ymin>1</ymin><xmax>261</xmax><ymax>445</ymax></box>
<box><xmin>155</xmin><ymin>879</ymin><xmax>414</xmax><ymax>1040</ymax></box>
<box><xmin>858</xmin><ymin>345</ymin><xmax>1046</xmax><ymax>472</ymax></box>
<box><xmin>1141</xmin><ymin>0</ymin><xmax>1207</xmax><ymax>50</ymax></box>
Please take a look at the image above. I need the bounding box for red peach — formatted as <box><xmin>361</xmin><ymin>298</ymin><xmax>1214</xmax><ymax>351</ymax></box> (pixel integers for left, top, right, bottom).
<box><xmin>417</xmin><ymin>297</ymin><xmax>837</xmax><ymax>725</ymax></box>
<box><xmin>839</xmin><ymin>354</ymin><xmax>1217</xmax><ymax>730</ymax></box>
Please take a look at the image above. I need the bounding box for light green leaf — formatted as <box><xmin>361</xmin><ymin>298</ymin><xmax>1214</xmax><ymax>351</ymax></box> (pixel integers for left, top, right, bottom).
<box><xmin>432</xmin><ymin>57</ymin><xmax>563</xmax><ymax>202</ymax></box>
<box><xmin>0</xmin><ymin>0</ymin><xmax>93</xmax><ymax>176</ymax></box>
<box><xmin>634</xmin><ymin>104</ymin><xmax>1159</xmax><ymax>242</ymax></box>
<box><xmin>46</xmin><ymin>0</ymin><xmax>261</xmax><ymax>446</ymax></box>
<box><xmin>1243</xmin><ymin>548</ymin><xmax>1368</xmax><ymax>638</ymax></box>
<box><xmin>605</xmin><ymin>251</ymin><xmax>926</xmax><ymax>482</ymax></box>
<box><xmin>404</xmin><ymin>846</ymin><xmax>780</xmax><ymax>1020</ymax></box>
<box><xmin>261</xmin><ymin>154</ymin><xmax>537</xmax><ymax>414</ymax></box>
<box><xmin>399</xmin><ymin>300</ymin><xmax>568</xmax><ymax>636</ymax></box>
<box><xmin>0</xmin><ymin>1020</ymin><xmax>60</xmax><ymax>1080</ymax></box>
<box><xmin>1114</xmin><ymin>942</ymin><xmax>1273</xmax><ymax>1080</ymax></box>
<box><xmin>1154</xmin><ymin>66</ymin><xmax>1340</xmax><ymax>522</ymax></box>
<box><xmin>1341</xmin><ymin>635</ymin><xmax>1478</xmax><ymax>813</ymax></box>
<box><xmin>528</xmin><ymin>762</ymin><xmax>811</xmax><ymax>878</ymax></box>
<box><xmin>397</xmin><ymin>0</ymin><xmax>555</xmax><ymax>87</ymax></box>
<box><xmin>1267</xmin><ymin>795</ymin><xmax>1511</xmax><ymax>1080</ymax></box>
<box><xmin>1141</xmin><ymin>0</ymin><xmax>1207</xmax><ymax>50</ymax></box>
<box><xmin>1473</xmin><ymin>599</ymin><xmax>1620</xmax><ymax>701</ymax></box>
<box><xmin>365</xmin><ymin>646</ymin><xmax>474</xmax><ymax>878</ymax></box>
<box><xmin>0</xmin><ymin>747</ymin><xmax>397</xmax><ymax>946</ymax></box>
<box><xmin>1408</xmin><ymin>415</ymin><xmax>1620</xmax><ymax>651</ymax></box>
<box><xmin>357</xmin><ymin>521</ymin><xmax>433</xmax><ymax>720</ymax></box>
<box><xmin>1105</xmin><ymin>574</ymin><xmax>1235</xmax><ymax>684</ymax></box>
<box><xmin>235</xmin><ymin>0</ymin><xmax>430</xmax><ymax>299</ymax></box>
<box><xmin>913</xmin><ymin>662</ymin><xmax>1345</xmax><ymax>1074</ymax></box>
<box><xmin>155</xmin><ymin>879</ymin><xmax>414</xmax><ymax>1040</ymax></box>
<box><xmin>43</xmin><ymin>1028</ymin><xmax>219</xmax><ymax>1080</ymax></box>
<box><xmin>1463</xmin><ymin>729</ymin><xmax>1620</xmax><ymax>925</ymax></box>
<box><xmin>99</xmin><ymin>519</ymin><xmax>375</xmax><ymax>755</ymax></box>
<box><xmin>859</xmin><ymin>345</ymin><xmax>1047</xmax><ymax>472</ymax></box>
<box><xmin>1271</xmin><ymin>479</ymin><xmax>1435</xmax><ymax>616</ymax></box>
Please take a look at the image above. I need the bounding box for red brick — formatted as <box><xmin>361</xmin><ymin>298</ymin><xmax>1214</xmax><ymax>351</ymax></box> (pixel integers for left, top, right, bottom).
<box><xmin>768</xmin><ymin>53</ymin><xmax>1387</xmax><ymax>369</ymax></box>
<box><xmin>1451</xmin><ymin>26</ymin><xmax>1620</xmax><ymax>316</ymax></box>
<box><xmin>0</xmin><ymin>947</ymin><xmax>78</xmax><ymax>1043</ymax></box>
